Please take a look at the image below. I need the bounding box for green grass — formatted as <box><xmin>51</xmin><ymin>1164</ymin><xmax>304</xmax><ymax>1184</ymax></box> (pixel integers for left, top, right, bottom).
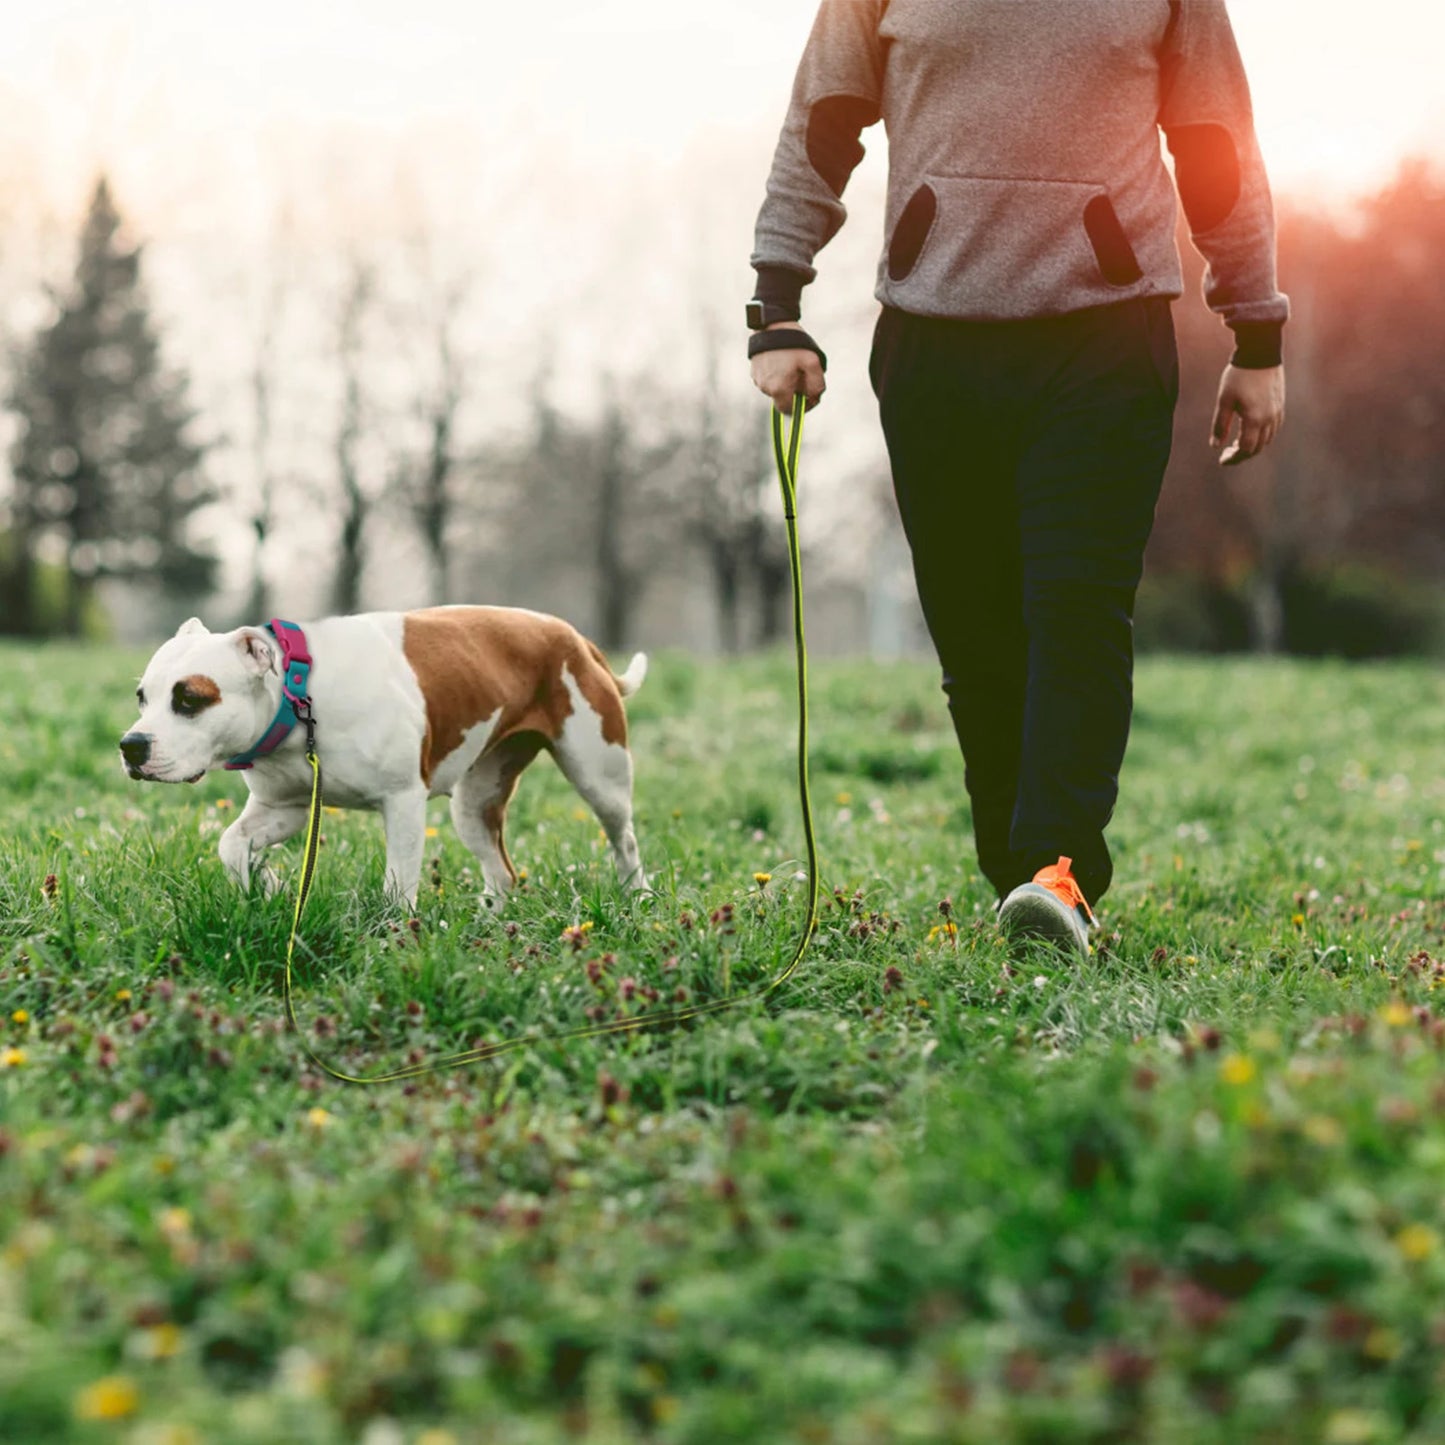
<box><xmin>2</xmin><ymin>642</ymin><xmax>1444</xmax><ymax>1443</ymax></box>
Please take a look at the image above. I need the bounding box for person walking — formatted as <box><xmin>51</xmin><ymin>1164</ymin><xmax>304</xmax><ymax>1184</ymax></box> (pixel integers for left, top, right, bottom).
<box><xmin>747</xmin><ymin>0</ymin><xmax>1287</xmax><ymax>957</ymax></box>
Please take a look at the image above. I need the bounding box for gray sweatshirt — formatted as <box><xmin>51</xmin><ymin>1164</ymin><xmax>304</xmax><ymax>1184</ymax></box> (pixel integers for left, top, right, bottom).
<box><xmin>751</xmin><ymin>0</ymin><xmax>1288</xmax><ymax>364</ymax></box>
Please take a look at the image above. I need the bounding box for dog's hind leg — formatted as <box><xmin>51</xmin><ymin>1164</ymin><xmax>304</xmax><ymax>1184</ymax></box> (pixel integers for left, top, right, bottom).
<box><xmin>550</xmin><ymin>706</ymin><xmax>646</xmax><ymax>894</ymax></box>
<box><xmin>449</xmin><ymin>732</ymin><xmax>544</xmax><ymax>906</ymax></box>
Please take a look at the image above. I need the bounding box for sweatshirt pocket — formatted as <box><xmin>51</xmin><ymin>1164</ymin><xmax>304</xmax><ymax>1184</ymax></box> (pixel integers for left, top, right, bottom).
<box><xmin>884</xmin><ymin>175</ymin><xmax>1143</xmax><ymax>318</ymax></box>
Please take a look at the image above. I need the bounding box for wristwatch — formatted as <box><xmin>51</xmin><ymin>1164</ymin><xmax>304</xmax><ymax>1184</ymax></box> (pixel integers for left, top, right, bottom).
<box><xmin>746</xmin><ymin>299</ymin><xmax>800</xmax><ymax>331</ymax></box>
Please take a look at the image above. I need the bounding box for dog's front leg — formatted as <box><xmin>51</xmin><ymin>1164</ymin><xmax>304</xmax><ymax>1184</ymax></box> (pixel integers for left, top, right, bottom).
<box><xmin>380</xmin><ymin>787</ymin><xmax>429</xmax><ymax>909</ymax></box>
<box><xmin>218</xmin><ymin>796</ymin><xmax>309</xmax><ymax>894</ymax></box>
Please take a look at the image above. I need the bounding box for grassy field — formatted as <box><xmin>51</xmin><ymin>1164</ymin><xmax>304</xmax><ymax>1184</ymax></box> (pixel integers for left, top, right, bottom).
<box><xmin>2</xmin><ymin>641</ymin><xmax>1444</xmax><ymax>1444</ymax></box>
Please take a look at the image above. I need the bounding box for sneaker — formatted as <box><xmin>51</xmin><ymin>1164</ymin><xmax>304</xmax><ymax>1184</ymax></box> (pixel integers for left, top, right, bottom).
<box><xmin>997</xmin><ymin>855</ymin><xmax>1095</xmax><ymax>959</ymax></box>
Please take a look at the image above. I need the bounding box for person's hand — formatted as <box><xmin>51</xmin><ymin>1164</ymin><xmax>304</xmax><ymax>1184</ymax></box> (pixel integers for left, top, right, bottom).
<box><xmin>750</xmin><ymin>321</ymin><xmax>826</xmax><ymax>415</ymax></box>
<box><xmin>1210</xmin><ymin>363</ymin><xmax>1285</xmax><ymax>465</ymax></box>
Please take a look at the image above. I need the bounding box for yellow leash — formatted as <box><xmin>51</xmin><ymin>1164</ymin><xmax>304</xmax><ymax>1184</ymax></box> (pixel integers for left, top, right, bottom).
<box><xmin>284</xmin><ymin>398</ymin><xmax>817</xmax><ymax>1083</ymax></box>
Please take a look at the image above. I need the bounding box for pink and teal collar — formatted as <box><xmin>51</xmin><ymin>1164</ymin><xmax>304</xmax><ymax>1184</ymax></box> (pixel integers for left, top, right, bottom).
<box><xmin>224</xmin><ymin>619</ymin><xmax>314</xmax><ymax>771</ymax></box>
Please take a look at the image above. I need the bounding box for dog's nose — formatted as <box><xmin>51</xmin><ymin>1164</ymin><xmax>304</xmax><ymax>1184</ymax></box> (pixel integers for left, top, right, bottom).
<box><xmin>119</xmin><ymin>732</ymin><xmax>152</xmax><ymax>768</ymax></box>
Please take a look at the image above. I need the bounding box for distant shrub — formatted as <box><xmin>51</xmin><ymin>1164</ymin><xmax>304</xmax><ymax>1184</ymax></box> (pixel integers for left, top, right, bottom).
<box><xmin>1136</xmin><ymin>567</ymin><xmax>1444</xmax><ymax>658</ymax></box>
<box><xmin>1279</xmin><ymin>566</ymin><xmax>1444</xmax><ymax>658</ymax></box>
<box><xmin>1134</xmin><ymin>574</ymin><xmax>1253</xmax><ymax>654</ymax></box>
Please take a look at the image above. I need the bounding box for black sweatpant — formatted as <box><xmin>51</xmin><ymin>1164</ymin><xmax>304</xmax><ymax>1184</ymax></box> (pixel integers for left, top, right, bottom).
<box><xmin>868</xmin><ymin>297</ymin><xmax>1178</xmax><ymax>904</ymax></box>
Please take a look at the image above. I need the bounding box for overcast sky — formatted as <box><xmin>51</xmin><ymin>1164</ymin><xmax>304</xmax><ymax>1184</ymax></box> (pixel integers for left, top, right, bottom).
<box><xmin>4</xmin><ymin>0</ymin><xmax>1444</xmax><ymax>237</ymax></box>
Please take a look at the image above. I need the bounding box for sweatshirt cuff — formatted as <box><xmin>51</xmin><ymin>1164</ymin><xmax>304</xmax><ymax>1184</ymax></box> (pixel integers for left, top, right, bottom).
<box><xmin>751</xmin><ymin>264</ymin><xmax>808</xmax><ymax>319</ymax></box>
<box><xmin>1228</xmin><ymin>320</ymin><xmax>1284</xmax><ymax>369</ymax></box>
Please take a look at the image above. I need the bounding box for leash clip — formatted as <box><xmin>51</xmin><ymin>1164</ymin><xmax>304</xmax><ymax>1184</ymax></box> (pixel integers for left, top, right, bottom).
<box><xmin>292</xmin><ymin>696</ymin><xmax>318</xmax><ymax>757</ymax></box>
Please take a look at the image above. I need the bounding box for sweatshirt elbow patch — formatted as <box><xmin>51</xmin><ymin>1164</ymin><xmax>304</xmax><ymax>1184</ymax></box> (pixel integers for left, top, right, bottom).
<box><xmin>805</xmin><ymin>95</ymin><xmax>880</xmax><ymax>199</ymax></box>
<box><xmin>1167</xmin><ymin>123</ymin><xmax>1241</xmax><ymax>233</ymax></box>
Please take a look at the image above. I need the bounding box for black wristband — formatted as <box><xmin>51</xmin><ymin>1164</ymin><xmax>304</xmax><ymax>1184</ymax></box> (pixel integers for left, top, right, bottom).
<box><xmin>1228</xmin><ymin>320</ymin><xmax>1284</xmax><ymax>369</ymax></box>
<box><xmin>751</xmin><ymin>263</ymin><xmax>808</xmax><ymax>315</ymax></box>
<box><xmin>746</xmin><ymin>327</ymin><xmax>828</xmax><ymax>373</ymax></box>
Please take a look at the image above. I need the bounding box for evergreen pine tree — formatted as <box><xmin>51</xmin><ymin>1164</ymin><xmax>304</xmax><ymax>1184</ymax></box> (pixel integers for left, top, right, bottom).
<box><xmin>4</xmin><ymin>176</ymin><xmax>215</xmax><ymax>636</ymax></box>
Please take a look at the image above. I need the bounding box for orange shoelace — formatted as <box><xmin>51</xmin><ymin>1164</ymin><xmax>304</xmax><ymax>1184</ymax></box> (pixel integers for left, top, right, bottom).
<box><xmin>1032</xmin><ymin>855</ymin><xmax>1095</xmax><ymax>924</ymax></box>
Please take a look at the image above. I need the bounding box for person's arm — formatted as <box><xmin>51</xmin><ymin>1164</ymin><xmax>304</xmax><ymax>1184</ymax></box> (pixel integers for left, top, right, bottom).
<box><xmin>749</xmin><ymin>0</ymin><xmax>886</xmax><ymax>413</ymax></box>
<box><xmin>1159</xmin><ymin>0</ymin><xmax>1288</xmax><ymax>462</ymax></box>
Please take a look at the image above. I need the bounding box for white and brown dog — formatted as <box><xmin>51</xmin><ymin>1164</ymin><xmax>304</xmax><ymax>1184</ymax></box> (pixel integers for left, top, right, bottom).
<box><xmin>119</xmin><ymin>608</ymin><xmax>648</xmax><ymax>907</ymax></box>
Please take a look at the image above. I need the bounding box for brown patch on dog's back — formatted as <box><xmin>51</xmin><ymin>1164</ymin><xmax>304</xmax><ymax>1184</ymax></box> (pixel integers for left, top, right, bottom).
<box><xmin>402</xmin><ymin>608</ymin><xmax>631</xmax><ymax>785</ymax></box>
<box><xmin>176</xmin><ymin>675</ymin><xmax>222</xmax><ymax>711</ymax></box>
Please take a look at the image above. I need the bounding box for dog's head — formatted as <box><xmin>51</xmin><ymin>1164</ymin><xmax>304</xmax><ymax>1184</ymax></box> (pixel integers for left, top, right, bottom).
<box><xmin>119</xmin><ymin>618</ymin><xmax>283</xmax><ymax>784</ymax></box>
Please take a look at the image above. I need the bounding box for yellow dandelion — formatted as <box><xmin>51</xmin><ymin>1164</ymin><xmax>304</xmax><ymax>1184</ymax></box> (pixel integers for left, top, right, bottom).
<box><xmin>927</xmin><ymin>921</ymin><xmax>958</xmax><ymax>942</ymax></box>
<box><xmin>416</xmin><ymin>1432</ymin><xmax>460</xmax><ymax>1445</ymax></box>
<box><xmin>214</xmin><ymin>797</ymin><xmax>234</xmax><ymax>810</ymax></box>
<box><xmin>753</xmin><ymin>872</ymin><xmax>772</xmax><ymax>886</ymax></box>
<box><xmin>1325</xmin><ymin>1410</ymin><xmax>1384</xmax><ymax>1445</ymax></box>
<box><xmin>424</xmin><ymin>826</ymin><xmax>439</xmax><ymax>838</ymax></box>
<box><xmin>1220</xmin><ymin>1054</ymin><xmax>1256</xmax><ymax>1086</ymax></box>
<box><xmin>1303</xmin><ymin>1115</ymin><xmax>1344</xmax><ymax>1147</ymax></box>
<box><xmin>306</xmin><ymin>1107</ymin><xmax>333</xmax><ymax>1130</ymax></box>
<box><xmin>115</xmin><ymin>988</ymin><xmax>132</xmax><ymax>1003</ymax></box>
<box><xmin>145</xmin><ymin>1322</ymin><xmax>184</xmax><ymax>1359</ymax></box>
<box><xmin>835</xmin><ymin>791</ymin><xmax>853</xmax><ymax>805</ymax></box>
<box><xmin>1394</xmin><ymin>1223</ymin><xmax>1438</xmax><ymax>1262</ymax></box>
<box><xmin>153</xmin><ymin>1155</ymin><xmax>175</xmax><ymax>1176</ymax></box>
<box><xmin>572</xmin><ymin>807</ymin><xmax>589</xmax><ymax>822</ymax></box>
<box><xmin>1291</xmin><ymin>912</ymin><xmax>1305</xmax><ymax>928</ymax></box>
<box><xmin>1</xmin><ymin>1047</ymin><xmax>27</xmax><ymax>1069</ymax></box>
<box><xmin>11</xmin><ymin>1009</ymin><xmax>28</xmax><ymax>1025</ymax></box>
<box><xmin>157</xmin><ymin>1207</ymin><xmax>191</xmax><ymax>1235</ymax></box>
<box><xmin>74</xmin><ymin>1375</ymin><xmax>140</xmax><ymax>1421</ymax></box>
<box><xmin>152</xmin><ymin>1427</ymin><xmax>201</xmax><ymax>1445</ymax></box>
<box><xmin>580</xmin><ymin>920</ymin><xmax>594</xmax><ymax>932</ymax></box>
<box><xmin>1380</xmin><ymin>1000</ymin><xmax>1413</xmax><ymax>1028</ymax></box>
<box><xmin>652</xmin><ymin>1397</ymin><xmax>681</xmax><ymax>1425</ymax></box>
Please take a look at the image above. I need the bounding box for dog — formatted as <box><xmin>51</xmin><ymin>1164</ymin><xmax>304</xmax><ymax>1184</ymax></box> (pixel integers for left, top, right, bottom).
<box><xmin>119</xmin><ymin>607</ymin><xmax>648</xmax><ymax>908</ymax></box>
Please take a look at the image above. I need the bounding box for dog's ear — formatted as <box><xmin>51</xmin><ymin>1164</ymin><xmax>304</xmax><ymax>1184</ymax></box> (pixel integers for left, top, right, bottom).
<box><xmin>236</xmin><ymin>627</ymin><xmax>280</xmax><ymax>677</ymax></box>
<box><xmin>176</xmin><ymin>617</ymin><xmax>210</xmax><ymax>638</ymax></box>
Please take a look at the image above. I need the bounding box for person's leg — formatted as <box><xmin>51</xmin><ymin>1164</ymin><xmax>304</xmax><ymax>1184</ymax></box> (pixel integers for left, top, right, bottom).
<box><xmin>869</xmin><ymin>306</ymin><xmax>1032</xmax><ymax>898</ymax></box>
<box><xmin>1009</xmin><ymin>298</ymin><xmax>1179</xmax><ymax>904</ymax></box>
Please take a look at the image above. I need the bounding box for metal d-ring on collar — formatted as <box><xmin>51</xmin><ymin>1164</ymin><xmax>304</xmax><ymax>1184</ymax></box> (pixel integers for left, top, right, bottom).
<box><xmin>223</xmin><ymin>618</ymin><xmax>316</xmax><ymax>771</ymax></box>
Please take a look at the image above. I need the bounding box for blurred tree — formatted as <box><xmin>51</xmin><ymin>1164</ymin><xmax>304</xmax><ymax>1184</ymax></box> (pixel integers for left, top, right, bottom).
<box><xmin>1144</xmin><ymin>158</ymin><xmax>1445</xmax><ymax>654</ymax></box>
<box><xmin>490</xmin><ymin>367</ymin><xmax>688</xmax><ymax>648</ymax></box>
<box><xmin>330</xmin><ymin>258</ymin><xmax>375</xmax><ymax>615</ymax></box>
<box><xmin>236</xmin><ymin>224</ymin><xmax>297</xmax><ymax>625</ymax></box>
<box><xmin>3</xmin><ymin>176</ymin><xmax>214</xmax><ymax>636</ymax></box>
<box><xmin>693</xmin><ymin>330</ymin><xmax>791</xmax><ymax>653</ymax></box>
<box><xmin>390</xmin><ymin>274</ymin><xmax>468</xmax><ymax>606</ymax></box>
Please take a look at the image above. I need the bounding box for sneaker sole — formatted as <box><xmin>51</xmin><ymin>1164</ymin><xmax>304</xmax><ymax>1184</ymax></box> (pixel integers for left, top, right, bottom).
<box><xmin>997</xmin><ymin>885</ymin><xmax>1090</xmax><ymax>959</ymax></box>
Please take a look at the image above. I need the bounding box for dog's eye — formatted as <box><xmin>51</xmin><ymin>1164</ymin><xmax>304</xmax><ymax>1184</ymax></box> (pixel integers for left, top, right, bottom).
<box><xmin>136</xmin><ymin>687</ymin><xmax>145</xmax><ymax>707</ymax></box>
<box><xmin>171</xmin><ymin>684</ymin><xmax>204</xmax><ymax>717</ymax></box>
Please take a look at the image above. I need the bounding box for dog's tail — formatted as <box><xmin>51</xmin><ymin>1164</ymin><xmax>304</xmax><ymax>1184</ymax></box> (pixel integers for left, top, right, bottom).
<box><xmin>614</xmin><ymin>651</ymin><xmax>648</xmax><ymax>698</ymax></box>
